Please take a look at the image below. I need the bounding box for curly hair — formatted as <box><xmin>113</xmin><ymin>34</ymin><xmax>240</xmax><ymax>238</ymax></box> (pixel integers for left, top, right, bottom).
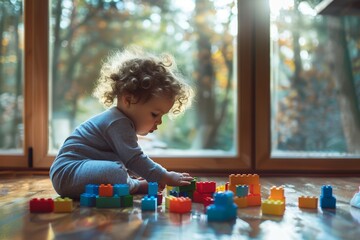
<box><xmin>93</xmin><ymin>47</ymin><xmax>194</xmax><ymax>116</ymax></box>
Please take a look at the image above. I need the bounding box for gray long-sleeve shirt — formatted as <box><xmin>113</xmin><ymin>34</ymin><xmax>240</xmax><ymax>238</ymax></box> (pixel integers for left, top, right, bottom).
<box><xmin>50</xmin><ymin>107</ymin><xmax>167</xmax><ymax>183</ymax></box>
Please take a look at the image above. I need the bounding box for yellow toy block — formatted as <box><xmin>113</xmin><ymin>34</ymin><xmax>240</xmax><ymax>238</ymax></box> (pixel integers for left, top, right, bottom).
<box><xmin>261</xmin><ymin>199</ymin><xmax>285</xmax><ymax>216</ymax></box>
<box><xmin>298</xmin><ymin>196</ymin><xmax>318</xmax><ymax>209</ymax></box>
<box><xmin>216</xmin><ymin>185</ymin><xmax>226</xmax><ymax>192</ymax></box>
<box><xmin>234</xmin><ymin>196</ymin><xmax>247</xmax><ymax>208</ymax></box>
<box><xmin>54</xmin><ymin>197</ymin><xmax>73</xmax><ymax>213</ymax></box>
<box><xmin>165</xmin><ymin>196</ymin><xmax>175</xmax><ymax>209</ymax></box>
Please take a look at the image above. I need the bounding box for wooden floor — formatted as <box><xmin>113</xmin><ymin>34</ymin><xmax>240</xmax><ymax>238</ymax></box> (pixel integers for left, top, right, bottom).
<box><xmin>0</xmin><ymin>174</ymin><xmax>360</xmax><ymax>240</ymax></box>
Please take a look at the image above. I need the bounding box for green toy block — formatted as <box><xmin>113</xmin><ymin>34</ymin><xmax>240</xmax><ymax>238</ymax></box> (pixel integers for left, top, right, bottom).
<box><xmin>96</xmin><ymin>195</ymin><xmax>121</xmax><ymax>208</ymax></box>
<box><xmin>179</xmin><ymin>179</ymin><xmax>196</xmax><ymax>192</ymax></box>
<box><xmin>121</xmin><ymin>195</ymin><xmax>133</xmax><ymax>208</ymax></box>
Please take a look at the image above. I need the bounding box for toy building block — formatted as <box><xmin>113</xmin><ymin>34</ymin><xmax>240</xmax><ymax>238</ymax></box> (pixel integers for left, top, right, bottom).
<box><xmin>165</xmin><ymin>196</ymin><xmax>176</xmax><ymax>209</ymax></box>
<box><xmin>169</xmin><ymin>190</ymin><xmax>179</xmax><ymax>197</ymax></box>
<box><xmin>169</xmin><ymin>197</ymin><xmax>192</xmax><ymax>214</ymax></box>
<box><xmin>53</xmin><ymin>197</ymin><xmax>73</xmax><ymax>213</ymax></box>
<box><xmin>269</xmin><ymin>186</ymin><xmax>286</xmax><ymax>203</ymax></box>
<box><xmin>228</xmin><ymin>174</ymin><xmax>260</xmax><ymax>194</ymax></box>
<box><xmin>85</xmin><ymin>184</ymin><xmax>99</xmax><ymax>195</ymax></box>
<box><xmin>216</xmin><ymin>185</ymin><xmax>226</xmax><ymax>192</ymax></box>
<box><xmin>234</xmin><ymin>196</ymin><xmax>247</xmax><ymax>208</ymax></box>
<box><xmin>141</xmin><ymin>196</ymin><xmax>157</xmax><ymax>211</ymax></box>
<box><xmin>236</xmin><ymin>185</ymin><xmax>249</xmax><ymax>197</ymax></box>
<box><xmin>320</xmin><ymin>185</ymin><xmax>336</xmax><ymax>209</ymax></box>
<box><xmin>113</xmin><ymin>184</ymin><xmax>129</xmax><ymax>196</ymax></box>
<box><xmin>203</xmin><ymin>197</ymin><xmax>214</xmax><ymax>209</ymax></box>
<box><xmin>99</xmin><ymin>184</ymin><xmax>113</xmax><ymax>197</ymax></box>
<box><xmin>148</xmin><ymin>182</ymin><xmax>158</xmax><ymax>196</ymax></box>
<box><xmin>29</xmin><ymin>198</ymin><xmax>54</xmax><ymax>213</ymax></box>
<box><xmin>225</xmin><ymin>182</ymin><xmax>229</xmax><ymax>191</ymax></box>
<box><xmin>120</xmin><ymin>195</ymin><xmax>133</xmax><ymax>208</ymax></box>
<box><xmin>350</xmin><ymin>187</ymin><xmax>360</xmax><ymax>208</ymax></box>
<box><xmin>261</xmin><ymin>199</ymin><xmax>285</xmax><ymax>216</ymax></box>
<box><xmin>247</xmin><ymin>194</ymin><xmax>262</xmax><ymax>206</ymax></box>
<box><xmin>196</xmin><ymin>181</ymin><xmax>216</xmax><ymax>194</ymax></box>
<box><xmin>298</xmin><ymin>196</ymin><xmax>318</xmax><ymax>209</ymax></box>
<box><xmin>96</xmin><ymin>195</ymin><xmax>121</xmax><ymax>208</ymax></box>
<box><xmin>179</xmin><ymin>179</ymin><xmax>196</xmax><ymax>192</ymax></box>
<box><xmin>206</xmin><ymin>191</ymin><xmax>237</xmax><ymax>222</ymax></box>
<box><xmin>166</xmin><ymin>186</ymin><xmax>179</xmax><ymax>195</ymax></box>
<box><xmin>193</xmin><ymin>190</ymin><xmax>213</xmax><ymax>203</ymax></box>
<box><xmin>80</xmin><ymin>193</ymin><xmax>97</xmax><ymax>207</ymax></box>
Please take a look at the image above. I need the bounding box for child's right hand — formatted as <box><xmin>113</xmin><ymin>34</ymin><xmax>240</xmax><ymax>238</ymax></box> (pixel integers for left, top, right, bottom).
<box><xmin>160</xmin><ymin>171</ymin><xmax>193</xmax><ymax>187</ymax></box>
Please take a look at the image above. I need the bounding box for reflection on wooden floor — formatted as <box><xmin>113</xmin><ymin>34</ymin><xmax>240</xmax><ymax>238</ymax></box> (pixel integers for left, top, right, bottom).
<box><xmin>1</xmin><ymin>174</ymin><xmax>360</xmax><ymax>239</ymax></box>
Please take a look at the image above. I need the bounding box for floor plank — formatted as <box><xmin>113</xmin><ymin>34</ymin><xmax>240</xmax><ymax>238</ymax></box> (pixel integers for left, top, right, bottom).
<box><xmin>0</xmin><ymin>175</ymin><xmax>360</xmax><ymax>239</ymax></box>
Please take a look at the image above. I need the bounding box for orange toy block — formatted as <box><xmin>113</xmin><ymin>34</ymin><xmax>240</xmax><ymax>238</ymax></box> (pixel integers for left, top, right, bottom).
<box><xmin>169</xmin><ymin>197</ymin><xmax>192</xmax><ymax>214</ymax></box>
<box><xmin>268</xmin><ymin>186</ymin><xmax>285</xmax><ymax>203</ymax></box>
<box><xmin>99</xmin><ymin>184</ymin><xmax>113</xmax><ymax>197</ymax></box>
<box><xmin>234</xmin><ymin>196</ymin><xmax>247</xmax><ymax>208</ymax></box>
<box><xmin>54</xmin><ymin>197</ymin><xmax>73</xmax><ymax>213</ymax></box>
<box><xmin>247</xmin><ymin>194</ymin><xmax>261</xmax><ymax>206</ymax></box>
<box><xmin>262</xmin><ymin>199</ymin><xmax>285</xmax><ymax>216</ymax></box>
<box><xmin>298</xmin><ymin>196</ymin><xmax>318</xmax><ymax>209</ymax></box>
<box><xmin>229</xmin><ymin>174</ymin><xmax>260</xmax><ymax>193</ymax></box>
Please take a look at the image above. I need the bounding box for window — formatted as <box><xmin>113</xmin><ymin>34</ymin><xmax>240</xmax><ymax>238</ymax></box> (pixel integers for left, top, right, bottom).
<box><xmin>49</xmin><ymin>0</ymin><xmax>238</xmax><ymax>157</ymax></box>
<box><xmin>0</xmin><ymin>0</ymin><xmax>25</xmax><ymax>167</ymax></box>
<box><xmin>256</xmin><ymin>0</ymin><xmax>360</xmax><ymax>171</ymax></box>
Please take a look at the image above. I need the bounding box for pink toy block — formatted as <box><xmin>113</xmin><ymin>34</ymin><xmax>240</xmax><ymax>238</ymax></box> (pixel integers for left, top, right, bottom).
<box><xmin>169</xmin><ymin>197</ymin><xmax>192</xmax><ymax>213</ymax></box>
<box><xmin>29</xmin><ymin>198</ymin><xmax>54</xmax><ymax>213</ymax></box>
<box><xmin>298</xmin><ymin>196</ymin><xmax>318</xmax><ymax>209</ymax></box>
<box><xmin>196</xmin><ymin>182</ymin><xmax>216</xmax><ymax>194</ymax></box>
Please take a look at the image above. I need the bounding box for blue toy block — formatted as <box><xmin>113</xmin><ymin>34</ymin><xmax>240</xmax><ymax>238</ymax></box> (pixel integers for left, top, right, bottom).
<box><xmin>85</xmin><ymin>184</ymin><xmax>99</xmax><ymax>195</ymax></box>
<box><xmin>207</xmin><ymin>191</ymin><xmax>238</xmax><ymax>222</ymax></box>
<box><xmin>320</xmin><ymin>196</ymin><xmax>336</xmax><ymax>208</ymax></box>
<box><xmin>320</xmin><ymin>185</ymin><xmax>336</xmax><ymax>209</ymax></box>
<box><xmin>141</xmin><ymin>195</ymin><xmax>157</xmax><ymax>211</ymax></box>
<box><xmin>321</xmin><ymin>185</ymin><xmax>333</xmax><ymax>198</ymax></box>
<box><xmin>214</xmin><ymin>191</ymin><xmax>234</xmax><ymax>206</ymax></box>
<box><xmin>113</xmin><ymin>184</ymin><xmax>129</xmax><ymax>196</ymax></box>
<box><xmin>169</xmin><ymin>190</ymin><xmax>179</xmax><ymax>197</ymax></box>
<box><xmin>148</xmin><ymin>182</ymin><xmax>158</xmax><ymax>196</ymax></box>
<box><xmin>236</xmin><ymin>185</ymin><xmax>249</xmax><ymax>197</ymax></box>
<box><xmin>207</xmin><ymin>204</ymin><xmax>237</xmax><ymax>221</ymax></box>
<box><xmin>179</xmin><ymin>191</ymin><xmax>189</xmax><ymax>197</ymax></box>
<box><xmin>80</xmin><ymin>193</ymin><xmax>97</xmax><ymax>207</ymax></box>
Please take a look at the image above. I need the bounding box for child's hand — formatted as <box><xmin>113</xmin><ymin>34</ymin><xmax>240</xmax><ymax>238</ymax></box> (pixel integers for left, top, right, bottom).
<box><xmin>160</xmin><ymin>171</ymin><xmax>193</xmax><ymax>187</ymax></box>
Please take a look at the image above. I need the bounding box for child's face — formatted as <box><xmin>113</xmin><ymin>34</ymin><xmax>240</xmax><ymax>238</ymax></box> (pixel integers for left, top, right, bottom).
<box><xmin>121</xmin><ymin>95</ymin><xmax>174</xmax><ymax>136</ymax></box>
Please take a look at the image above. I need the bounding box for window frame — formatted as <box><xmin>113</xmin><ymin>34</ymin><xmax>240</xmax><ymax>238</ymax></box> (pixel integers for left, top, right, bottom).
<box><xmin>254</xmin><ymin>0</ymin><xmax>360</xmax><ymax>172</ymax></box>
<box><xmin>0</xmin><ymin>0</ymin><xmax>253</xmax><ymax>172</ymax></box>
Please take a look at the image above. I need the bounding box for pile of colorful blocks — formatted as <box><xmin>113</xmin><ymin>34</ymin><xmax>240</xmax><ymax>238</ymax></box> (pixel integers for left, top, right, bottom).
<box><xmin>80</xmin><ymin>183</ymin><xmax>133</xmax><ymax>208</ymax></box>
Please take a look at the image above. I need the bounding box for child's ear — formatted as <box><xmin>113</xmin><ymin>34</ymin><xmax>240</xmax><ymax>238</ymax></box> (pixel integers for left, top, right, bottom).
<box><xmin>122</xmin><ymin>94</ymin><xmax>133</xmax><ymax>107</ymax></box>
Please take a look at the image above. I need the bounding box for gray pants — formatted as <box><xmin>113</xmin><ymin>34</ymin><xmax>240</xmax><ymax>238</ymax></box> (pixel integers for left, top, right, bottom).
<box><xmin>50</xmin><ymin>157</ymin><xmax>139</xmax><ymax>198</ymax></box>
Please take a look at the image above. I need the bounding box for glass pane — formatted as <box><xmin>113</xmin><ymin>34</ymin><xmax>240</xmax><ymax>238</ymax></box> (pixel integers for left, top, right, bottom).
<box><xmin>0</xmin><ymin>0</ymin><xmax>24</xmax><ymax>154</ymax></box>
<box><xmin>270</xmin><ymin>0</ymin><xmax>360</xmax><ymax>157</ymax></box>
<box><xmin>49</xmin><ymin>0</ymin><xmax>237</xmax><ymax>156</ymax></box>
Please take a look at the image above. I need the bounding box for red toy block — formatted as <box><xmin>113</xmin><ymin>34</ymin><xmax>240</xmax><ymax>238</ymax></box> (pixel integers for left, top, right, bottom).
<box><xmin>225</xmin><ymin>182</ymin><xmax>229</xmax><ymax>191</ymax></box>
<box><xmin>29</xmin><ymin>198</ymin><xmax>54</xmax><ymax>213</ymax></box>
<box><xmin>247</xmin><ymin>194</ymin><xmax>261</xmax><ymax>206</ymax></box>
<box><xmin>99</xmin><ymin>184</ymin><xmax>113</xmax><ymax>197</ymax></box>
<box><xmin>196</xmin><ymin>181</ymin><xmax>216</xmax><ymax>194</ymax></box>
<box><xmin>193</xmin><ymin>190</ymin><xmax>213</xmax><ymax>203</ymax></box>
<box><xmin>203</xmin><ymin>197</ymin><xmax>214</xmax><ymax>209</ymax></box>
<box><xmin>169</xmin><ymin>197</ymin><xmax>192</xmax><ymax>213</ymax></box>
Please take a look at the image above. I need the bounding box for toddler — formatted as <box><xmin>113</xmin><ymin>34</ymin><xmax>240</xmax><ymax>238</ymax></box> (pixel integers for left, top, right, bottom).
<box><xmin>50</xmin><ymin>47</ymin><xmax>194</xmax><ymax>198</ymax></box>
